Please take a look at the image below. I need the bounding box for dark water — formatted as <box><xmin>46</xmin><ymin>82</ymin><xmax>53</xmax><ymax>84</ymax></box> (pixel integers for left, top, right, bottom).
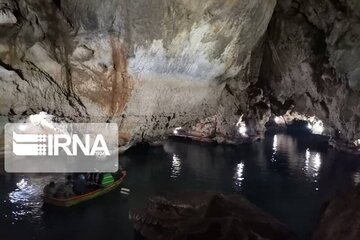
<box><xmin>1</xmin><ymin>133</ymin><xmax>360</xmax><ymax>240</ymax></box>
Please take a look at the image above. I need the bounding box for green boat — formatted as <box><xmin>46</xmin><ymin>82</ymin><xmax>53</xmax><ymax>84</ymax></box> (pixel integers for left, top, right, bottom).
<box><xmin>43</xmin><ymin>171</ymin><xmax>127</xmax><ymax>207</ymax></box>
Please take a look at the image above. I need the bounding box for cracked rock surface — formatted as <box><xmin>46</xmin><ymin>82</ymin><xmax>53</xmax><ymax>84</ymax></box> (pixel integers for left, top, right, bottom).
<box><xmin>130</xmin><ymin>191</ymin><xmax>293</xmax><ymax>240</ymax></box>
<box><xmin>313</xmin><ymin>185</ymin><xmax>360</xmax><ymax>240</ymax></box>
<box><xmin>0</xmin><ymin>0</ymin><xmax>359</xmax><ymax>150</ymax></box>
<box><xmin>0</xmin><ymin>0</ymin><xmax>276</xmax><ymax>146</ymax></box>
<box><xmin>260</xmin><ymin>0</ymin><xmax>360</xmax><ymax>150</ymax></box>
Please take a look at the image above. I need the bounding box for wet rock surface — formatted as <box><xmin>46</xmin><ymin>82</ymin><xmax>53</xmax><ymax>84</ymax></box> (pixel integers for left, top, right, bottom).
<box><xmin>129</xmin><ymin>191</ymin><xmax>294</xmax><ymax>240</ymax></box>
<box><xmin>313</xmin><ymin>185</ymin><xmax>360</xmax><ymax>240</ymax></box>
<box><xmin>260</xmin><ymin>0</ymin><xmax>360</xmax><ymax>150</ymax></box>
<box><xmin>0</xmin><ymin>0</ymin><xmax>359</xmax><ymax>150</ymax></box>
<box><xmin>0</xmin><ymin>0</ymin><xmax>276</xmax><ymax>146</ymax></box>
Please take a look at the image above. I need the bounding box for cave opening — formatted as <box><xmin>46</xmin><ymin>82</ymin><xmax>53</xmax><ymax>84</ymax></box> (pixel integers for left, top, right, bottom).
<box><xmin>266</xmin><ymin>111</ymin><xmax>326</xmax><ymax>136</ymax></box>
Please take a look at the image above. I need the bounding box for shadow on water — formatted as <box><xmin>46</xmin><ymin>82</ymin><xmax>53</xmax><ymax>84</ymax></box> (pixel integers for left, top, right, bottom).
<box><xmin>1</xmin><ymin>133</ymin><xmax>360</xmax><ymax>240</ymax></box>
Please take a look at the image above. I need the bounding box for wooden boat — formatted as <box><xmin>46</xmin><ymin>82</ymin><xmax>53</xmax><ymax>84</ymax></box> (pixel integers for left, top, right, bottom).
<box><xmin>43</xmin><ymin>171</ymin><xmax>127</xmax><ymax>207</ymax></box>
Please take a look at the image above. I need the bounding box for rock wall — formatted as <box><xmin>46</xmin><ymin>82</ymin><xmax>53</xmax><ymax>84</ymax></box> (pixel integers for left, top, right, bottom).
<box><xmin>0</xmin><ymin>0</ymin><xmax>359</xmax><ymax>150</ymax></box>
<box><xmin>0</xmin><ymin>0</ymin><xmax>276</xmax><ymax>147</ymax></box>
<box><xmin>259</xmin><ymin>0</ymin><xmax>360</xmax><ymax>149</ymax></box>
<box><xmin>313</xmin><ymin>185</ymin><xmax>360</xmax><ymax>240</ymax></box>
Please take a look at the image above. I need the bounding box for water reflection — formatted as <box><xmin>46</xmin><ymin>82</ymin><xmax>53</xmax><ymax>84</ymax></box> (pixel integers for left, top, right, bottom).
<box><xmin>7</xmin><ymin>177</ymin><xmax>49</xmax><ymax>223</ymax></box>
<box><xmin>1</xmin><ymin>135</ymin><xmax>360</xmax><ymax>240</ymax></box>
<box><xmin>233</xmin><ymin>162</ymin><xmax>244</xmax><ymax>190</ymax></box>
<box><xmin>171</xmin><ymin>154</ymin><xmax>181</xmax><ymax>179</ymax></box>
<box><xmin>270</xmin><ymin>134</ymin><xmax>299</xmax><ymax>169</ymax></box>
<box><xmin>271</xmin><ymin>135</ymin><xmax>278</xmax><ymax>162</ymax></box>
<box><xmin>353</xmin><ymin>172</ymin><xmax>360</xmax><ymax>186</ymax></box>
<box><xmin>163</xmin><ymin>141</ymin><xmax>237</xmax><ymax>183</ymax></box>
<box><xmin>273</xmin><ymin>135</ymin><xmax>278</xmax><ymax>151</ymax></box>
<box><xmin>304</xmin><ymin>149</ymin><xmax>322</xmax><ymax>189</ymax></box>
<box><xmin>9</xmin><ymin>179</ymin><xmax>34</xmax><ymax>204</ymax></box>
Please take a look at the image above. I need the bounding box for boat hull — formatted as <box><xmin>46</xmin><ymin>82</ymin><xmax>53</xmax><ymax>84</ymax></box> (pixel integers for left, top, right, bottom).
<box><xmin>43</xmin><ymin>171</ymin><xmax>126</xmax><ymax>207</ymax></box>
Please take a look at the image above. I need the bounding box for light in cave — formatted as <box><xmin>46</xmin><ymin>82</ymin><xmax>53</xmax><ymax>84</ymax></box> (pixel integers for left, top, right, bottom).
<box><xmin>24</xmin><ymin>112</ymin><xmax>76</xmax><ymax>136</ymax></box>
<box><xmin>274</xmin><ymin>116</ymin><xmax>285</xmax><ymax>125</ymax></box>
<box><xmin>307</xmin><ymin>119</ymin><xmax>324</xmax><ymax>135</ymax></box>
<box><xmin>28</xmin><ymin>112</ymin><xmax>55</xmax><ymax>130</ymax></box>
<box><xmin>236</xmin><ymin>115</ymin><xmax>248</xmax><ymax>137</ymax></box>
<box><xmin>173</xmin><ymin>127</ymin><xmax>183</xmax><ymax>135</ymax></box>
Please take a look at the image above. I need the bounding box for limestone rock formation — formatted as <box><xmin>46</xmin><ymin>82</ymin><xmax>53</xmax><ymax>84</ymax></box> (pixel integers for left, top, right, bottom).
<box><xmin>0</xmin><ymin>0</ymin><xmax>276</xmax><ymax>147</ymax></box>
<box><xmin>313</xmin><ymin>185</ymin><xmax>360</xmax><ymax>240</ymax></box>
<box><xmin>0</xmin><ymin>0</ymin><xmax>359</xmax><ymax>150</ymax></box>
<box><xmin>129</xmin><ymin>191</ymin><xmax>294</xmax><ymax>240</ymax></box>
<box><xmin>260</xmin><ymin>0</ymin><xmax>360</xmax><ymax>151</ymax></box>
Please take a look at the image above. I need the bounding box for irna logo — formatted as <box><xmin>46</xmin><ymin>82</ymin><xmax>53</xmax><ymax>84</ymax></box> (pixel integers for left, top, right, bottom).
<box><xmin>12</xmin><ymin>133</ymin><xmax>110</xmax><ymax>156</ymax></box>
<box><xmin>5</xmin><ymin>123</ymin><xmax>118</xmax><ymax>173</ymax></box>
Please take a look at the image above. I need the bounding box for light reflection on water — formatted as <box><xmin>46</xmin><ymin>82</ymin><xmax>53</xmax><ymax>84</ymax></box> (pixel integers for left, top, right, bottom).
<box><xmin>1</xmin><ymin>134</ymin><xmax>360</xmax><ymax>240</ymax></box>
<box><xmin>233</xmin><ymin>162</ymin><xmax>244</xmax><ymax>190</ymax></box>
<box><xmin>5</xmin><ymin>176</ymin><xmax>56</xmax><ymax>224</ymax></box>
<box><xmin>273</xmin><ymin>135</ymin><xmax>278</xmax><ymax>151</ymax></box>
<box><xmin>9</xmin><ymin>179</ymin><xmax>34</xmax><ymax>204</ymax></box>
<box><xmin>304</xmin><ymin>148</ymin><xmax>322</xmax><ymax>184</ymax></box>
<box><xmin>271</xmin><ymin>135</ymin><xmax>278</xmax><ymax>162</ymax></box>
<box><xmin>353</xmin><ymin>172</ymin><xmax>360</xmax><ymax>186</ymax></box>
<box><xmin>270</xmin><ymin>135</ymin><xmax>323</xmax><ymax>191</ymax></box>
<box><xmin>171</xmin><ymin>154</ymin><xmax>182</xmax><ymax>178</ymax></box>
<box><xmin>270</xmin><ymin>134</ymin><xmax>300</xmax><ymax>169</ymax></box>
